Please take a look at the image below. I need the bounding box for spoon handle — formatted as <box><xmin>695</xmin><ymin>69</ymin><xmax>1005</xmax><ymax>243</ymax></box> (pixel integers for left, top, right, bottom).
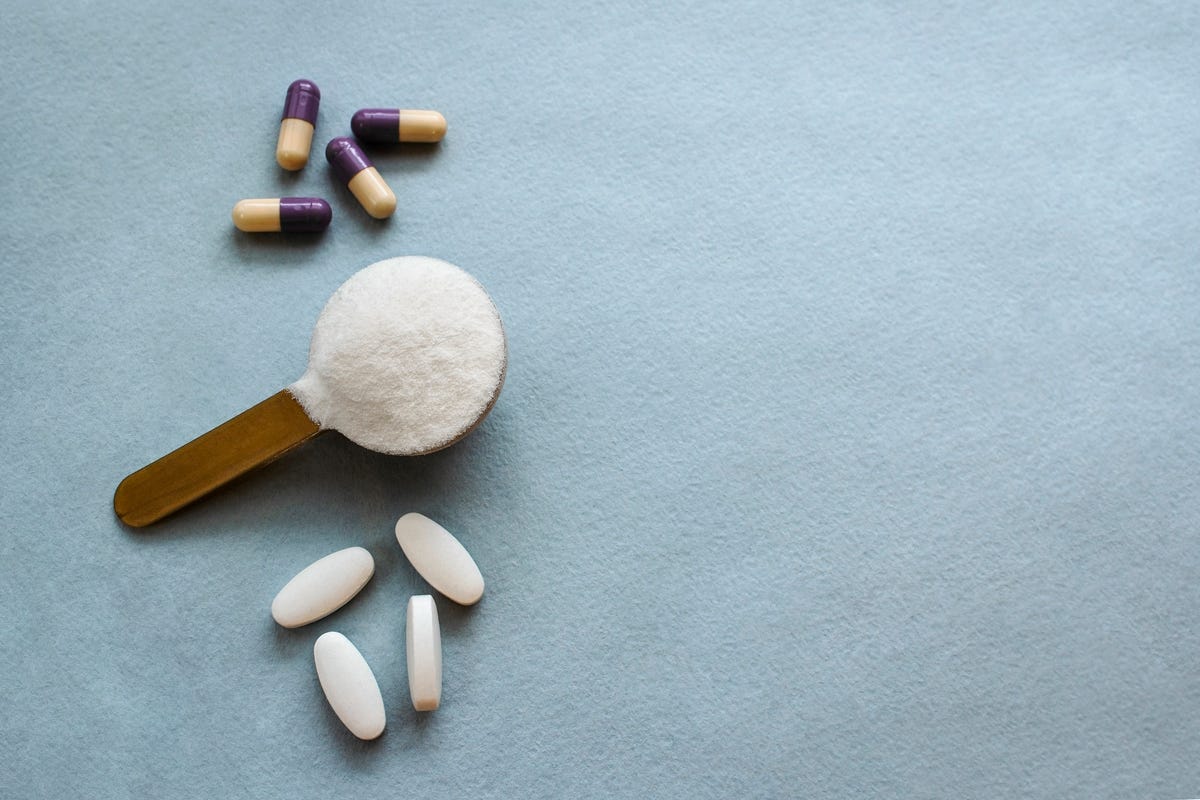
<box><xmin>114</xmin><ymin>390</ymin><xmax>321</xmax><ymax>527</ymax></box>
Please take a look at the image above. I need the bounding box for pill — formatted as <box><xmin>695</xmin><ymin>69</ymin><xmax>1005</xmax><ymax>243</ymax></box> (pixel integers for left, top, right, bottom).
<box><xmin>313</xmin><ymin>632</ymin><xmax>386</xmax><ymax>740</ymax></box>
<box><xmin>406</xmin><ymin>595</ymin><xmax>442</xmax><ymax>711</ymax></box>
<box><xmin>326</xmin><ymin>137</ymin><xmax>397</xmax><ymax>219</ymax></box>
<box><xmin>395</xmin><ymin>512</ymin><xmax>485</xmax><ymax>605</ymax></box>
<box><xmin>276</xmin><ymin>79</ymin><xmax>320</xmax><ymax>171</ymax></box>
<box><xmin>270</xmin><ymin>546</ymin><xmax>374</xmax><ymax>628</ymax></box>
<box><xmin>231</xmin><ymin>197</ymin><xmax>332</xmax><ymax>234</ymax></box>
<box><xmin>351</xmin><ymin>109</ymin><xmax>447</xmax><ymax>144</ymax></box>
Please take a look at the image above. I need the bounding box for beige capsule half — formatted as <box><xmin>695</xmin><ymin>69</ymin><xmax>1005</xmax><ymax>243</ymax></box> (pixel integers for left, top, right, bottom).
<box><xmin>276</xmin><ymin>118</ymin><xmax>315</xmax><ymax>170</ymax></box>
<box><xmin>347</xmin><ymin>168</ymin><xmax>397</xmax><ymax>219</ymax></box>
<box><xmin>399</xmin><ymin>110</ymin><xmax>447</xmax><ymax>142</ymax></box>
<box><xmin>232</xmin><ymin>199</ymin><xmax>281</xmax><ymax>232</ymax></box>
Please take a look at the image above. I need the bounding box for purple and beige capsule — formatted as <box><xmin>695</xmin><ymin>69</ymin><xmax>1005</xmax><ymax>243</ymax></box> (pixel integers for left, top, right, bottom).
<box><xmin>351</xmin><ymin>109</ymin><xmax>447</xmax><ymax>144</ymax></box>
<box><xmin>232</xmin><ymin>197</ymin><xmax>332</xmax><ymax>233</ymax></box>
<box><xmin>276</xmin><ymin>79</ymin><xmax>320</xmax><ymax>171</ymax></box>
<box><xmin>326</xmin><ymin>137</ymin><xmax>396</xmax><ymax>219</ymax></box>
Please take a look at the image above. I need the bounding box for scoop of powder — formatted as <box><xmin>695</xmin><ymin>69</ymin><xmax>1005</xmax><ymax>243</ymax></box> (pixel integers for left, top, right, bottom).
<box><xmin>289</xmin><ymin>256</ymin><xmax>507</xmax><ymax>455</ymax></box>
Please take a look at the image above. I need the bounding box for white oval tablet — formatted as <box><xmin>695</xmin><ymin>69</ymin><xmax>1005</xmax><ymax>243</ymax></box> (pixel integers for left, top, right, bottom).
<box><xmin>406</xmin><ymin>595</ymin><xmax>443</xmax><ymax>711</ymax></box>
<box><xmin>313</xmin><ymin>632</ymin><xmax>386</xmax><ymax>740</ymax></box>
<box><xmin>271</xmin><ymin>547</ymin><xmax>375</xmax><ymax>628</ymax></box>
<box><xmin>395</xmin><ymin>513</ymin><xmax>484</xmax><ymax>605</ymax></box>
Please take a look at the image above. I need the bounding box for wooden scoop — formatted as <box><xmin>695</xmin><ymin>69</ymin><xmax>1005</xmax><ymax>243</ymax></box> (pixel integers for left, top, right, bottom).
<box><xmin>114</xmin><ymin>257</ymin><xmax>506</xmax><ymax>527</ymax></box>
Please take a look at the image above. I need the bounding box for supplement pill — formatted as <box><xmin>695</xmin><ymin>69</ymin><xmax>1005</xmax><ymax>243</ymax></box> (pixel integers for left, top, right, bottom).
<box><xmin>395</xmin><ymin>512</ymin><xmax>484</xmax><ymax>605</ymax></box>
<box><xmin>313</xmin><ymin>632</ymin><xmax>386</xmax><ymax>740</ymax></box>
<box><xmin>326</xmin><ymin>137</ymin><xmax>396</xmax><ymax>219</ymax></box>
<box><xmin>276</xmin><ymin>79</ymin><xmax>320</xmax><ymax>170</ymax></box>
<box><xmin>406</xmin><ymin>595</ymin><xmax>442</xmax><ymax>711</ymax></box>
<box><xmin>351</xmin><ymin>109</ymin><xmax>447</xmax><ymax>144</ymax></box>
<box><xmin>271</xmin><ymin>546</ymin><xmax>374</xmax><ymax>627</ymax></box>
<box><xmin>232</xmin><ymin>197</ymin><xmax>332</xmax><ymax>233</ymax></box>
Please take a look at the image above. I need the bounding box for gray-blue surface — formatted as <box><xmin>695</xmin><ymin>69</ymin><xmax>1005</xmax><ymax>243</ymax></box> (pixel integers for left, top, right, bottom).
<box><xmin>1</xmin><ymin>2</ymin><xmax>1197</xmax><ymax>797</ymax></box>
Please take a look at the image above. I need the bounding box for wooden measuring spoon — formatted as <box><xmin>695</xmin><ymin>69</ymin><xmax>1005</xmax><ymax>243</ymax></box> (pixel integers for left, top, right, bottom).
<box><xmin>114</xmin><ymin>256</ymin><xmax>506</xmax><ymax>527</ymax></box>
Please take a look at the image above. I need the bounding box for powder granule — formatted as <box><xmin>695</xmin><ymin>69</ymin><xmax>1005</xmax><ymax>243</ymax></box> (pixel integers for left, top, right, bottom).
<box><xmin>289</xmin><ymin>256</ymin><xmax>507</xmax><ymax>455</ymax></box>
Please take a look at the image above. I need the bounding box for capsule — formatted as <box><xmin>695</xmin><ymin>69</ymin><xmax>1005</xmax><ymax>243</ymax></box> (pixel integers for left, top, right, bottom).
<box><xmin>276</xmin><ymin>79</ymin><xmax>320</xmax><ymax>170</ymax></box>
<box><xmin>351</xmin><ymin>109</ymin><xmax>447</xmax><ymax>144</ymax></box>
<box><xmin>326</xmin><ymin>137</ymin><xmax>396</xmax><ymax>219</ymax></box>
<box><xmin>231</xmin><ymin>197</ymin><xmax>332</xmax><ymax>233</ymax></box>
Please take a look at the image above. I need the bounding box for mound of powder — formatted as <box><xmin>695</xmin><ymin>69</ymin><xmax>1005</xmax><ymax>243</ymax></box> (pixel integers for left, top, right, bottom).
<box><xmin>289</xmin><ymin>256</ymin><xmax>507</xmax><ymax>455</ymax></box>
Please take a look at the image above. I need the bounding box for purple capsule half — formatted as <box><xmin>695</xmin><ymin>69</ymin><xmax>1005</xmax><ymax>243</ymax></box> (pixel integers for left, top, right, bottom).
<box><xmin>325</xmin><ymin>137</ymin><xmax>374</xmax><ymax>183</ymax></box>
<box><xmin>282</xmin><ymin>79</ymin><xmax>321</xmax><ymax>124</ymax></box>
<box><xmin>279</xmin><ymin>197</ymin><xmax>332</xmax><ymax>232</ymax></box>
<box><xmin>351</xmin><ymin>109</ymin><xmax>400</xmax><ymax>142</ymax></box>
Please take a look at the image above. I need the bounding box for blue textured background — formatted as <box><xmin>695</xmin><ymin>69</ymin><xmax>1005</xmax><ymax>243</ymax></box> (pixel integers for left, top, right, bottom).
<box><xmin>2</xmin><ymin>2</ymin><xmax>1198</xmax><ymax>797</ymax></box>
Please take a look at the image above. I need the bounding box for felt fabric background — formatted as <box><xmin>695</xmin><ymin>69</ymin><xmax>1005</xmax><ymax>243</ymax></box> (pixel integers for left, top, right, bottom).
<box><xmin>1</xmin><ymin>2</ymin><xmax>1198</xmax><ymax>797</ymax></box>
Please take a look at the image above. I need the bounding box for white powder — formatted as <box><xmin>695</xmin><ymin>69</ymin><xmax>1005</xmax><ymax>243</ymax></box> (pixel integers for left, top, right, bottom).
<box><xmin>289</xmin><ymin>256</ymin><xmax>507</xmax><ymax>455</ymax></box>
